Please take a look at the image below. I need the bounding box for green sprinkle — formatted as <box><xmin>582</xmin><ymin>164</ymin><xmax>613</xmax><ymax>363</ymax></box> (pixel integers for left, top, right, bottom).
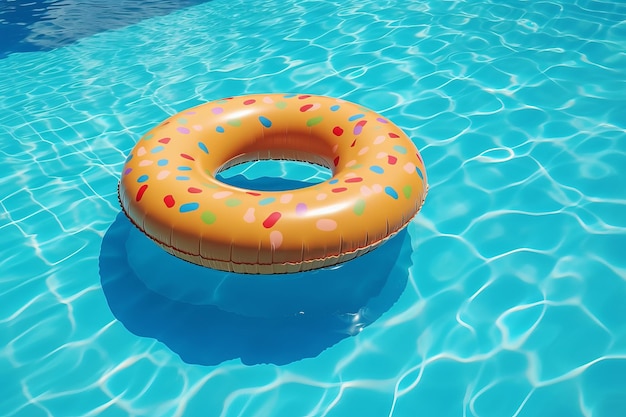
<box><xmin>353</xmin><ymin>199</ymin><xmax>366</xmax><ymax>216</ymax></box>
<box><xmin>201</xmin><ymin>211</ymin><xmax>217</xmax><ymax>225</ymax></box>
<box><xmin>403</xmin><ymin>185</ymin><xmax>412</xmax><ymax>198</ymax></box>
<box><xmin>393</xmin><ymin>145</ymin><xmax>408</xmax><ymax>154</ymax></box>
<box><xmin>202</xmin><ymin>180</ymin><xmax>219</xmax><ymax>189</ymax></box>
<box><xmin>306</xmin><ymin>116</ymin><xmax>324</xmax><ymax>127</ymax></box>
<box><xmin>225</xmin><ymin>198</ymin><xmax>242</xmax><ymax>207</ymax></box>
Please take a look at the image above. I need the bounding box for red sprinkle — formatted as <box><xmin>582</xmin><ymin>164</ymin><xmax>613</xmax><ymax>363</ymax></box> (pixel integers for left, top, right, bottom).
<box><xmin>333</xmin><ymin>156</ymin><xmax>340</xmax><ymax>167</ymax></box>
<box><xmin>300</xmin><ymin>104</ymin><xmax>314</xmax><ymax>112</ymax></box>
<box><xmin>389</xmin><ymin>132</ymin><xmax>400</xmax><ymax>138</ymax></box>
<box><xmin>263</xmin><ymin>212</ymin><xmax>281</xmax><ymax>228</ymax></box>
<box><xmin>332</xmin><ymin>126</ymin><xmax>343</xmax><ymax>136</ymax></box>
<box><xmin>164</xmin><ymin>195</ymin><xmax>175</xmax><ymax>208</ymax></box>
<box><xmin>246</xmin><ymin>191</ymin><xmax>262</xmax><ymax>196</ymax></box>
<box><xmin>158</xmin><ymin>137</ymin><xmax>171</xmax><ymax>144</ymax></box>
<box><xmin>332</xmin><ymin>187</ymin><xmax>348</xmax><ymax>193</ymax></box>
<box><xmin>350</xmin><ymin>139</ymin><xmax>357</xmax><ymax>147</ymax></box>
<box><xmin>180</xmin><ymin>153</ymin><xmax>195</xmax><ymax>161</ymax></box>
<box><xmin>387</xmin><ymin>155</ymin><xmax>398</xmax><ymax>165</ymax></box>
<box><xmin>188</xmin><ymin>187</ymin><xmax>202</xmax><ymax>193</ymax></box>
<box><xmin>243</xmin><ymin>99</ymin><xmax>256</xmax><ymax>105</ymax></box>
<box><xmin>345</xmin><ymin>177</ymin><xmax>363</xmax><ymax>183</ymax></box>
<box><xmin>298</xmin><ymin>95</ymin><xmax>311</xmax><ymax>99</ymax></box>
<box><xmin>136</xmin><ymin>184</ymin><xmax>148</xmax><ymax>201</ymax></box>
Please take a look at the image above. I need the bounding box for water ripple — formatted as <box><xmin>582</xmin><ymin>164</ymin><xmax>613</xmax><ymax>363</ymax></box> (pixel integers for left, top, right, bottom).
<box><xmin>1</xmin><ymin>0</ymin><xmax>626</xmax><ymax>416</ymax></box>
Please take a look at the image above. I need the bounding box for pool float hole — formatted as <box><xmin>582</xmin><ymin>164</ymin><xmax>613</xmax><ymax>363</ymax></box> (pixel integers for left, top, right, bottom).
<box><xmin>215</xmin><ymin>158</ymin><xmax>333</xmax><ymax>192</ymax></box>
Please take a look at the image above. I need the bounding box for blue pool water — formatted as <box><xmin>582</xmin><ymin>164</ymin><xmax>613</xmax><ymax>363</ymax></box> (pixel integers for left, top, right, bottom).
<box><xmin>2</xmin><ymin>0</ymin><xmax>626</xmax><ymax>416</ymax></box>
<box><xmin>0</xmin><ymin>0</ymin><xmax>212</xmax><ymax>57</ymax></box>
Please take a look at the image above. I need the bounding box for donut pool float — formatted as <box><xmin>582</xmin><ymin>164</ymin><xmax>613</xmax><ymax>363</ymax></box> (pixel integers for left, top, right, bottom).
<box><xmin>118</xmin><ymin>93</ymin><xmax>428</xmax><ymax>274</ymax></box>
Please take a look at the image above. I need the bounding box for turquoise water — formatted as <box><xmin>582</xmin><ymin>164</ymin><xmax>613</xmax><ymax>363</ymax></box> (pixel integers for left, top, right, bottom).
<box><xmin>2</xmin><ymin>0</ymin><xmax>626</xmax><ymax>416</ymax></box>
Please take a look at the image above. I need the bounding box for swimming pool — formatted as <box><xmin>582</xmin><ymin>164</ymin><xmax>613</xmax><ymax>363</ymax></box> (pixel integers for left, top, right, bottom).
<box><xmin>2</xmin><ymin>0</ymin><xmax>626</xmax><ymax>416</ymax></box>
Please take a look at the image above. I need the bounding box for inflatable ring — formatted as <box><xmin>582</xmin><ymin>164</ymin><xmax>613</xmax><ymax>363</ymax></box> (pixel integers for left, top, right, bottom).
<box><xmin>118</xmin><ymin>94</ymin><xmax>427</xmax><ymax>274</ymax></box>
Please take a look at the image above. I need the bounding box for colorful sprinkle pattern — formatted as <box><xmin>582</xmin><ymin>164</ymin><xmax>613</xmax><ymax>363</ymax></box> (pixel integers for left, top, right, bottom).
<box><xmin>118</xmin><ymin>94</ymin><xmax>427</xmax><ymax>273</ymax></box>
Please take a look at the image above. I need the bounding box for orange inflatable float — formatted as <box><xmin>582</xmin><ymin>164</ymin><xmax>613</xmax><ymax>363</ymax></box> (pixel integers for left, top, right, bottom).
<box><xmin>118</xmin><ymin>94</ymin><xmax>427</xmax><ymax>274</ymax></box>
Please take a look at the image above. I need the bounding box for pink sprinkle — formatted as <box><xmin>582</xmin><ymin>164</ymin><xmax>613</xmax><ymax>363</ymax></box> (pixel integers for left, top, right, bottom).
<box><xmin>177</xmin><ymin>127</ymin><xmax>190</xmax><ymax>134</ymax></box>
<box><xmin>270</xmin><ymin>230</ymin><xmax>283</xmax><ymax>249</ymax></box>
<box><xmin>244</xmin><ymin>207</ymin><xmax>255</xmax><ymax>223</ymax></box>
<box><xmin>353</xmin><ymin>120</ymin><xmax>367</xmax><ymax>135</ymax></box>
<box><xmin>295</xmin><ymin>203</ymin><xmax>307</xmax><ymax>216</ymax></box>
<box><xmin>316</xmin><ymin>219</ymin><xmax>337</xmax><ymax>232</ymax></box>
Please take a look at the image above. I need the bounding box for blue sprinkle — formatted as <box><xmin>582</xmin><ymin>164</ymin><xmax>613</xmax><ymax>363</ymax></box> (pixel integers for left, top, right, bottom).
<box><xmin>348</xmin><ymin>113</ymin><xmax>365</xmax><ymax>121</ymax></box>
<box><xmin>157</xmin><ymin>159</ymin><xmax>168</xmax><ymax>166</ymax></box>
<box><xmin>416</xmin><ymin>167</ymin><xmax>424</xmax><ymax>179</ymax></box>
<box><xmin>150</xmin><ymin>146</ymin><xmax>164</xmax><ymax>154</ymax></box>
<box><xmin>259</xmin><ymin>116</ymin><xmax>272</xmax><ymax>128</ymax></box>
<box><xmin>330</xmin><ymin>105</ymin><xmax>340</xmax><ymax>111</ymax></box>
<box><xmin>177</xmin><ymin>166</ymin><xmax>192</xmax><ymax>171</ymax></box>
<box><xmin>216</xmin><ymin>126</ymin><xmax>225</xmax><ymax>133</ymax></box>
<box><xmin>176</xmin><ymin>176</ymin><xmax>190</xmax><ymax>181</ymax></box>
<box><xmin>329</xmin><ymin>179</ymin><xmax>339</xmax><ymax>184</ymax></box>
<box><xmin>259</xmin><ymin>197</ymin><xmax>276</xmax><ymax>206</ymax></box>
<box><xmin>179</xmin><ymin>202</ymin><xmax>199</xmax><ymax>213</ymax></box>
<box><xmin>385</xmin><ymin>186</ymin><xmax>399</xmax><ymax>199</ymax></box>
<box><xmin>126</xmin><ymin>154</ymin><xmax>133</xmax><ymax>162</ymax></box>
<box><xmin>369</xmin><ymin>165</ymin><xmax>384</xmax><ymax>174</ymax></box>
<box><xmin>198</xmin><ymin>142</ymin><xmax>209</xmax><ymax>154</ymax></box>
<box><xmin>137</xmin><ymin>175</ymin><xmax>149</xmax><ymax>183</ymax></box>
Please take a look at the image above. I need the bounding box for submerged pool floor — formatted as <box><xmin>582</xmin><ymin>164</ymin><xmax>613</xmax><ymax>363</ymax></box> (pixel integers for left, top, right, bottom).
<box><xmin>1</xmin><ymin>0</ymin><xmax>626</xmax><ymax>416</ymax></box>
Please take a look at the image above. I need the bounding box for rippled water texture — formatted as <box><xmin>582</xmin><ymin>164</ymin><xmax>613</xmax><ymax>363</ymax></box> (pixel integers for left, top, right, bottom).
<box><xmin>0</xmin><ymin>0</ymin><xmax>212</xmax><ymax>57</ymax></box>
<box><xmin>1</xmin><ymin>0</ymin><xmax>626</xmax><ymax>416</ymax></box>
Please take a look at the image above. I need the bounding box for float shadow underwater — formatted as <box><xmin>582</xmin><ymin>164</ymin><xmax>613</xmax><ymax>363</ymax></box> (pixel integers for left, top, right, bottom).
<box><xmin>100</xmin><ymin>213</ymin><xmax>413</xmax><ymax>366</ymax></box>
